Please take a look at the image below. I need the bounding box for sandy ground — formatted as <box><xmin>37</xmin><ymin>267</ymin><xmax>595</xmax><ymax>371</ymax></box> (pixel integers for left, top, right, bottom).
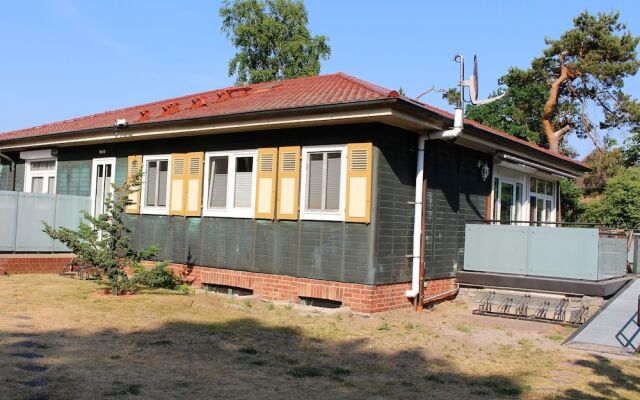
<box><xmin>0</xmin><ymin>275</ymin><xmax>638</xmax><ymax>400</ymax></box>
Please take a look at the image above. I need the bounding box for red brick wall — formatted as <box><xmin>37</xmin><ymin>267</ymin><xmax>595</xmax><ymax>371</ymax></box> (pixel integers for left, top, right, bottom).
<box><xmin>0</xmin><ymin>254</ymin><xmax>74</xmax><ymax>274</ymax></box>
<box><xmin>163</xmin><ymin>262</ymin><xmax>456</xmax><ymax>313</ymax></box>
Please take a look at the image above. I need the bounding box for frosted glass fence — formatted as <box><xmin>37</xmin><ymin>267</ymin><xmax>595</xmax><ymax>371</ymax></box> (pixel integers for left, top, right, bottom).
<box><xmin>464</xmin><ymin>224</ymin><xmax>628</xmax><ymax>281</ymax></box>
<box><xmin>0</xmin><ymin>190</ymin><xmax>90</xmax><ymax>252</ymax></box>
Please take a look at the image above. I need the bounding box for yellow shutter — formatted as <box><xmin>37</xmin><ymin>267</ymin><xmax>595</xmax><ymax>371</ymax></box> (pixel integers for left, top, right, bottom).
<box><xmin>169</xmin><ymin>154</ymin><xmax>187</xmax><ymax>216</ymax></box>
<box><xmin>125</xmin><ymin>155</ymin><xmax>142</xmax><ymax>214</ymax></box>
<box><xmin>276</xmin><ymin>146</ymin><xmax>300</xmax><ymax>220</ymax></box>
<box><xmin>345</xmin><ymin>143</ymin><xmax>373</xmax><ymax>223</ymax></box>
<box><xmin>184</xmin><ymin>152</ymin><xmax>204</xmax><ymax>217</ymax></box>
<box><xmin>255</xmin><ymin>148</ymin><xmax>278</xmax><ymax>219</ymax></box>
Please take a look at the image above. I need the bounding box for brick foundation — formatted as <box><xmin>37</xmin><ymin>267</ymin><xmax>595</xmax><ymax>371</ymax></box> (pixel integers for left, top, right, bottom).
<box><xmin>0</xmin><ymin>254</ymin><xmax>74</xmax><ymax>274</ymax></box>
<box><xmin>164</xmin><ymin>262</ymin><xmax>456</xmax><ymax>313</ymax></box>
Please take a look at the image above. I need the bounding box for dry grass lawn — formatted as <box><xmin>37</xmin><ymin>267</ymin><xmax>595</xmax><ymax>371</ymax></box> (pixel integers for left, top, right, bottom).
<box><xmin>0</xmin><ymin>275</ymin><xmax>638</xmax><ymax>400</ymax></box>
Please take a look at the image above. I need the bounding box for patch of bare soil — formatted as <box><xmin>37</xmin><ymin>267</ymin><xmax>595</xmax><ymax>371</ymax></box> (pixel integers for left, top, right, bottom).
<box><xmin>0</xmin><ymin>275</ymin><xmax>638</xmax><ymax>400</ymax></box>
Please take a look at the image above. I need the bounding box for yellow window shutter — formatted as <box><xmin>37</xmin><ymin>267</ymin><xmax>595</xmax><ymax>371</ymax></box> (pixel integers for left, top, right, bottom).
<box><xmin>255</xmin><ymin>148</ymin><xmax>278</xmax><ymax>219</ymax></box>
<box><xmin>184</xmin><ymin>152</ymin><xmax>204</xmax><ymax>217</ymax></box>
<box><xmin>125</xmin><ymin>155</ymin><xmax>142</xmax><ymax>214</ymax></box>
<box><xmin>169</xmin><ymin>154</ymin><xmax>187</xmax><ymax>216</ymax></box>
<box><xmin>276</xmin><ymin>146</ymin><xmax>301</xmax><ymax>220</ymax></box>
<box><xmin>345</xmin><ymin>143</ymin><xmax>373</xmax><ymax>223</ymax></box>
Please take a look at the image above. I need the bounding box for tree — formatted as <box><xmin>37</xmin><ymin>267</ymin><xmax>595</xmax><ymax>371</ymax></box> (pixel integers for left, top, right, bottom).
<box><xmin>581</xmin><ymin>145</ymin><xmax>623</xmax><ymax>194</ymax></box>
<box><xmin>220</xmin><ymin>0</ymin><xmax>330</xmax><ymax>85</ymax></box>
<box><xmin>581</xmin><ymin>167</ymin><xmax>640</xmax><ymax>228</ymax></box>
<box><xmin>43</xmin><ymin>173</ymin><xmax>159</xmax><ymax>295</ymax></box>
<box><xmin>559</xmin><ymin>179</ymin><xmax>585</xmax><ymax>222</ymax></box>
<box><xmin>447</xmin><ymin>12</ymin><xmax>640</xmax><ymax>154</ymax></box>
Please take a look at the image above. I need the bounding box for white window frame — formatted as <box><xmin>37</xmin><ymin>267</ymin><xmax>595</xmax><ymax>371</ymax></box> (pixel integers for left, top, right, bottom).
<box><xmin>24</xmin><ymin>158</ymin><xmax>57</xmax><ymax>194</ymax></box>
<box><xmin>140</xmin><ymin>154</ymin><xmax>171</xmax><ymax>215</ymax></box>
<box><xmin>202</xmin><ymin>150</ymin><xmax>257</xmax><ymax>219</ymax></box>
<box><xmin>491</xmin><ymin>166</ymin><xmax>559</xmax><ymax>225</ymax></box>
<box><xmin>89</xmin><ymin>157</ymin><xmax>116</xmax><ymax>217</ymax></box>
<box><xmin>528</xmin><ymin>175</ymin><xmax>558</xmax><ymax>225</ymax></box>
<box><xmin>299</xmin><ymin>144</ymin><xmax>347</xmax><ymax>222</ymax></box>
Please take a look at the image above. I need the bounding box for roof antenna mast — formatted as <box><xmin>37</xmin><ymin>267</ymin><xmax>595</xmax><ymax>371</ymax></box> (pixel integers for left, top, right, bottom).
<box><xmin>453</xmin><ymin>54</ymin><xmax>507</xmax><ymax>128</ymax></box>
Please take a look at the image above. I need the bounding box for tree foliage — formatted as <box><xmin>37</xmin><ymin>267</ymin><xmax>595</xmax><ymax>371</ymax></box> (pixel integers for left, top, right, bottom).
<box><xmin>43</xmin><ymin>173</ymin><xmax>159</xmax><ymax>295</ymax></box>
<box><xmin>581</xmin><ymin>167</ymin><xmax>640</xmax><ymax>228</ymax></box>
<box><xmin>581</xmin><ymin>145</ymin><xmax>623</xmax><ymax>194</ymax></box>
<box><xmin>220</xmin><ymin>0</ymin><xmax>330</xmax><ymax>85</ymax></box>
<box><xmin>559</xmin><ymin>179</ymin><xmax>585</xmax><ymax>222</ymax></box>
<box><xmin>447</xmin><ymin>11</ymin><xmax>640</xmax><ymax>154</ymax></box>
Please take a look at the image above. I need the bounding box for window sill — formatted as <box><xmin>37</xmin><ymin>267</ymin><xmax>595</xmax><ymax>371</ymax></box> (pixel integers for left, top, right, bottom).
<box><xmin>202</xmin><ymin>208</ymin><xmax>254</xmax><ymax>219</ymax></box>
<box><xmin>299</xmin><ymin>211</ymin><xmax>344</xmax><ymax>222</ymax></box>
<box><xmin>140</xmin><ymin>206</ymin><xmax>169</xmax><ymax>216</ymax></box>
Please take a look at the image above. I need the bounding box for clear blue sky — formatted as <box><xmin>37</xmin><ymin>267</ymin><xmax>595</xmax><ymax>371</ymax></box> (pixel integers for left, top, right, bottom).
<box><xmin>1</xmin><ymin>0</ymin><xmax>639</xmax><ymax>157</ymax></box>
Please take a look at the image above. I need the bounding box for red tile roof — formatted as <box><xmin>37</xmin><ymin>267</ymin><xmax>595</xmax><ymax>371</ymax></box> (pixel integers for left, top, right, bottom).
<box><xmin>0</xmin><ymin>73</ymin><xmax>392</xmax><ymax>141</ymax></box>
<box><xmin>0</xmin><ymin>72</ymin><xmax>587</xmax><ymax>169</ymax></box>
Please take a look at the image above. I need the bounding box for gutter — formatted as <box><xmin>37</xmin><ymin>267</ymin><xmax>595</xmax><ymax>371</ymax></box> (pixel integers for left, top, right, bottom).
<box><xmin>0</xmin><ymin>152</ymin><xmax>15</xmax><ymax>191</ymax></box>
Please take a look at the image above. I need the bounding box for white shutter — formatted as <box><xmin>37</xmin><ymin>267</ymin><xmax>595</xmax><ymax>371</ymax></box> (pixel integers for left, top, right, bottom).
<box><xmin>208</xmin><ymin>157</ymin><xmax>228</xmax><ymax>208</ymax></box>
<box><xmin>307</xmin><ymin>153</ymin><xmax>323</xmax><ymax>210</ymax></box>
<box><xmin>325</xmin><ymin>152</ymin><xmax>342</xmax><ymax>211</ymax></box>
<box><xmin>233</xmin><ymin>156</ymin><xmax>253</xmax><ymax>208</ymax></box>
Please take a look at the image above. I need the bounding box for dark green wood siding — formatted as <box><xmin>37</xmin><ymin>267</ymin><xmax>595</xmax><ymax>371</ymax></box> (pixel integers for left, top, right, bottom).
<box><xmin>14</xmin><ymin>161</ymin><xmax>24</xmax><ymax>192</ymax></box>
<box><xmin>424</xmin><ymin>141</ymin><xmax>491</xmax><ymax>279</ymax></box>
<box><xmin>56</xmin><ymin>159</ymin><xmax>91</xmax><ymax>196</ymax></box>
<box><xmin>372</xmin><ymin>132</ymin><xmax>415</xmax><ymax>284</ymax></box>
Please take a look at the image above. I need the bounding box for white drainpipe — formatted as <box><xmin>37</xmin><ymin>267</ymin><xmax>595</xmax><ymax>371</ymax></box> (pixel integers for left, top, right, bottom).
<box><xmin>406</xmin><ymin>108</ymin><xmax>464</xmax><ymax>299</ymax></box>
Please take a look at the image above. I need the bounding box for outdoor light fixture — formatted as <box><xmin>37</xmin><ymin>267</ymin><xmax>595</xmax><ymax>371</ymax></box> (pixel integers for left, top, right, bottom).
<box><xmin>478</xmin><ymin>160</ymin><xmax>490</xmax><ymax>182</ymax></box>
<box><xmin>98</xmin><ymin>149</ymin><xmax>107</xmax><ymax>155</ymax></box>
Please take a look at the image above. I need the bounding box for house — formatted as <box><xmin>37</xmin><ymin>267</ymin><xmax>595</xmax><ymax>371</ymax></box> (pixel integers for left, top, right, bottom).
<box><xmin>0</xmin><ymin>73</ymin><xmax>590</xmax><ymax>312</ymax></box>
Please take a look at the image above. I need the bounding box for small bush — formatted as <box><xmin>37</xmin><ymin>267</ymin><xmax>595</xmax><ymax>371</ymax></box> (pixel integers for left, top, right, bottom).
<box><xmin>132</xmin><ymin>262</ymin><xmax>183</xmax><ymax>290</ymax></box>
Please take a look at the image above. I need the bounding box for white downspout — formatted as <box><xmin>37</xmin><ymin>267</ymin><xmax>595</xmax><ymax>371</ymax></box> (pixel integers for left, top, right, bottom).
<box><xmin>406</xmin><ymin>107</ymin><xmax>464</xmax><ymax>300</ymax></box>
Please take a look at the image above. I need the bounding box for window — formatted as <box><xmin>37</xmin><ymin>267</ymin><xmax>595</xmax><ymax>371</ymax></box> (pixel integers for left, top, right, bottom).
<box><xmin>141</xmin><ymin>155</ymin><xmax>170</xmax><ymax>214</ymax></box>
<box><xmin>529</xmin><ymin>177</ymin><xmax>556</xmax><ymax>225</ymax></box>
<box><xmin>25</xmin><ymin>159</ymin><xmax>57</xmax><ymax>194</ymax></box>
<box><xmin>202</xmin><ymin>150</ymin><xmax>256</xmax><ymax>218</ymax></box>
<box><xmin>300</xmin><ymin>145</ymin><xmax>347</xmax><ymax>221</ymax></box>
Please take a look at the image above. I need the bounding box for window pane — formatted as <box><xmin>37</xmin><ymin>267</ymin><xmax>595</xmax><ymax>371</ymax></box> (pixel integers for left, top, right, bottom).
<box><xmin>537</xmin><ymin>179</ymin><xmax>545</xmax><ymax>194</ymax></box>
<box><xmin>32</xmin><ymin>177</ymin><xmax>43</xmax><ymax>193</ymax></box>
<box><xmin>499</xmin><ymin>182</ymin><xmax>514</xmax><ymax>223</ymax></box>
<box><xmin>208</xmin><ymin>157</ymin><xmax>228</xmax><ymax>208</ymax></box>
<box><xmin>529</xmin><ymin>196</ymin><xmax>537</xmax><ymax>225</ymax></box>
<box><xmin>493</xmin><ymin>177</ymin><xmax>500</xmax><ymax>220</ymax></box>
<box><xmin>537</xmin><ymin>198</ymin><xmax>544</xmax><ymax>224</ymax></box>
<box><xmin>157</xmin><ymin>161</ymin><xmax>168</xmax><ymax>207</ymax></box>
<box><xmin>545</xmin><ymin>199</ymin><xmax>552</xmax><ymax>222</ymax></box>
<box><xmin>545</xmin><ymin>181</ymin><xmax>553</xmax><ymax>196</ymax></box>
<box><xmin>530</xmin><ymin>177</ymin><xmax>537</xmax><ymax>192</ymax></box>
<box><xmin>30</xmin><ymin>160</ymin><xmax>55</xmax><ymax>171</ymax></box>
<box><xmin>325</xmin><ymin>152</ymin><xmax>341</xmax><ymax>210</ymax></box>
<box><xmin>47</xmin><ymin>177</ymin><xmax>55</xmax><ymax>194</ymax></box>
<box><xmin>146</xmin><ymin>161</ymin><xmax>157</xmax><ymax>206</ymax></box>
<box><xmin>515</xmin><ymin>183</ymin><xmax>522</xmax><ymax>221</ymax></box>
<box><xmin>234</xmin><ymin>157</ymin><xmax>253</xmax><ymax>208</ymax></box>
<box><xmin>307</xmin><ymin>153</ymin><xmax>324</xmax><ymax>210</ymax></box>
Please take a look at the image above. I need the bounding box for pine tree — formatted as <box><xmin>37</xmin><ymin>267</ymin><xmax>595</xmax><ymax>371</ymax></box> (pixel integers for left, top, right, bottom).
<box><xmin>43</xmin><ymin>172</ymin><xmax>158</xmax><ymax>295</ymax></box>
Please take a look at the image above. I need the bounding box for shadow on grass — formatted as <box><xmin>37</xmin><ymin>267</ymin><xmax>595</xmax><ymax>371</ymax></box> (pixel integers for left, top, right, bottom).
<box><xmin>550</xmin><ymin>354</ymin><xmax>640</xmax><ymax>400</ymax></box>
<box><xmin>0</xmin><ymin>316</ymin><xmax>537</xmax><ymax>400</ymax></box>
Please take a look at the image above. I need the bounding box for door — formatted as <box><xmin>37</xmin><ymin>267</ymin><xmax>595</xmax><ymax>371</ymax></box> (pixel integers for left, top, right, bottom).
<box><xmin>90</xmin><ymin>158</ymin><xmax>116</xmax><ymax>216</ymax></box>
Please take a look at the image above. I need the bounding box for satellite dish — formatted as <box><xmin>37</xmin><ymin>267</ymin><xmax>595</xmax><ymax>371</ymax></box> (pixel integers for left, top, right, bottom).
<box><xmin>469</xmin><ymin>55</ymin><xmax>479</xmax><ymax>104</ymax></box>
<box><xmin>468</xmin><ymin>55</ymin><xmax>506</xmax><ymax>105</ymax></box>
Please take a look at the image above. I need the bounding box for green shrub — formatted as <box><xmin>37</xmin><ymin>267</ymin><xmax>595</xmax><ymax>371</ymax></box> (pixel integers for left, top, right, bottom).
<box><xmin>132</xmin><ymin>262</ymin><xmax>183</xmax><ymax>290</ymax></box>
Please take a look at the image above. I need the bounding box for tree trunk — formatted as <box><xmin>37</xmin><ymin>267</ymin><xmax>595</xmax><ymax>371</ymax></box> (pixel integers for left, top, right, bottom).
<box><xmin>542</xmin><ymin>51</ymin><xmax>575</xmax><ymax>153</ymax></box>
